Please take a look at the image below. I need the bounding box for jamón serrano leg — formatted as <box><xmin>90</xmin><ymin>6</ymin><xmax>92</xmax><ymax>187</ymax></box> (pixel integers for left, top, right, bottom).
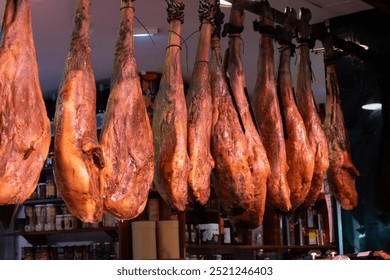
<box><xmin>152</xmin><ymin>0</ymin><xmax>190</xmax><ymax>212</ymax></box>
<box><xmin>99</xmin><ymin>0</ymin><xmax>154</xmax><ymax>220</ymax></box>
<box><xmin>295</xmin><ymin>8</ymin><xmax>329</xmax><ymax>209</ymax></box>
<box><xmin>209</xmin><ymin>18</ymin><xmax>255</xmax><ymax>220</ymax></box>
<box><xmin>54</xmin><ymin>0</ymin><xmax>104</xmax><ymax>222</ymax></box>
<box><xmin>250</xmin><ymin>0</ymin><xmax>291</xmax><ymax>212</ymax></box>
<box><xmin>276</xmin><ymin>8</ymin><xmax>314</xmax><ymax>211</ymax></box>
<box><xmin>0</xmin><ymin>0</ymin><xmax>51</xmax><ymax>205</ymax></box>
<box><xmin>186</xmin><ymin>0</ymin><xmax>215</xmax><ymax>206</ymax></box>
<box><xmin>224</xmin><ymin>0</ymin><xmax>270</xmax><ymax>227</ymax></box>
<box><xmin>323</xmin><ymin>33</ymin><xmax>359</xmax><ymax>210</ymax></box>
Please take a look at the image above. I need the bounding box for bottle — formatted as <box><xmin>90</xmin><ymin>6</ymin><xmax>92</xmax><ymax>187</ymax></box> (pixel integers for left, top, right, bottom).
<box><xmin>185</xmin><ymin>224</ymin><xmax>189</xmax><ymax>244</ymax></box>
<box><xmin>190</xmin><ymin>224</ymin><xmax>198</xmax><ymax>244</ymax></box>
<box><xmin>46</xmin><ymin>177</ymin><xmax>56</xmax><ymax>198</ymax></box>
<box><xmin>223</xmin><ymin>218</ymin><xmax>231</xmax><ymax>244</ymax></box>
<box><xmin>255</xmin><ymin>249</ymin><xmax>264</xmax><ymax>260</ymax></box>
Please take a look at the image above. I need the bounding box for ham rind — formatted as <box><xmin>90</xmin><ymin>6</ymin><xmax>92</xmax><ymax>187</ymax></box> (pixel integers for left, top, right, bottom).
<box><xmin>186</xmin><ymin>0</ymin><xmax>215</xmax><ymax>206</ymax></box>
<box><xmin>250</xmin><ymin>0</ymin><xmax>291</xmax><ymax>212</ymax></box>
<box><xmin>99</xmin><ymin>0</ymin><xmax>154</xmax><ymax>220</ymax></box>
<box><xmin>276</xmin><ymin>8</ymin><xmax>314</xmax><ymax>211</ymax></box>
<box><xmin>323</xmin><ymin>33</ymin><xmax>359</xmax><ymax>210</ymax></box>
<box><xmin>152</xmin><ymin>0</ymin><xmax>190</xmax><ymax>212</ymax></box>
<box><xmin>210</xmin><ymin>34</ymin><xmax>255</xmax><ymax>219</ymax></box>
<box><xmin>54</xmin><ymin>0</ymin><xmax>104</xmax><ymax>222</ymax></box>
<box><xmin>295</xmin><ymin>8</ymin><xmax>329</xmax><ymax>209</ymax></box>
<box><xmin>0</xmin><ymin>0</ymin><xmax>51</xmax><ymax>205</ymax></box>
<box><xmin>223</xmin><ymin>0</ymin><xmax>270</xmax><ymax>227</ymax></box>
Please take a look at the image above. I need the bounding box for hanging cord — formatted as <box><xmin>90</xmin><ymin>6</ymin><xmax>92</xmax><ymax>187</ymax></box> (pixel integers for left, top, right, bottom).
<box><xmin>198</xmin><ymin>0</ymin><xmax>215</xmax><ymax>25</ymax></box>
<box><xmin>212</xmin><ymin>0</ymin><xmax>225</xmax><ymax>39</ymax></box>
<box><xmin>275</xmin><ymin>25</ymin><xmax>296</xmax><ymax>57</ymax></box>
<box><xmin>164</xmin><ymin>1</ymin><xmax>189</xmax><ymax>72</ymax></box>
<box><xmin>119</xmin><ymin>1</ymin><xmax>157</xmax><ymax>47</ymax></box>
<box><xmin>190</xmin><ymin>0</ymin><xmax>216</xmax><ymax>66</ymax></box>
<box><xmin>166</xmin><ymin>29</ymin><xmax>191</xmax><ymax>73</ymax></box>
<box><xmin>297</xmin><ymin>41</ymin><xmax>317</xmax><ymax>82</ymax></box>
<box><xmin>166</xmin><ymin>0</ymin><xmax>185</xmax><ymax>24</ymax></box>
<box><xmin>253</xmin><ymin>21</ymin><xmax>277</xmax><ymax>37</ymax></box>
<box><xmin>134</xmin><ymin>16</ymin><xmax>157</xmax><ymax>47</ymax></box>
<box><xmin>222</xmin><ymin>23</ymin><xmax>245</xmax><ymax>55</ymax></box>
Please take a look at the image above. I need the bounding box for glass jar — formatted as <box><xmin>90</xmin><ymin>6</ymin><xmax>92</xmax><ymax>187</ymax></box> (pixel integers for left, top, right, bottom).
<box><xmin>44</xmin><ymin>204</ymin><xmax>56</xmax><ymax>231</ymax></box>
<box><xmin>35</xmin><ymin>204</ymin><xmax>46</xmax><ymax>232</ymax></box>
<box><xmin>55</xmin><ymin>214</ymin><xmax>64</xmax><ymax>231</ymax></box>
<box><xmin>37</xmin><ymin>183</ymin><xmax>47</xmax><ymax>199</ymax></box>
<box><xmin>46</xmin><ymin>179</ymin><xmax>56</xmax><ymax>198</ymax></box>
<box><xmin>24</xmin><ymin>205</ymin><xmax>36</xmax><ymax>232</ymax></box>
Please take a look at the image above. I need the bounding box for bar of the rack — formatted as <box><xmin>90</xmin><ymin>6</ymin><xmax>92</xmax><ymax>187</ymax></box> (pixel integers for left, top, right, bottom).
<box><xmin>225</xmin><ymin>0</ymin><xmax>381</xmax><ymax>62</ymax></box>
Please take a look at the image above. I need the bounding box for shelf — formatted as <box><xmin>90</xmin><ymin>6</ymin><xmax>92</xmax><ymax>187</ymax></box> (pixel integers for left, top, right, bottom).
<box><xmin>185</xmin><ymin>244</ymin><xmax>337</xmax><ymax>259</ymax></box>
<box><xmin>185</xmin><ymin>244</ymin><xmax>336</xmax><ymax>250</ymax></box>
<box><xmin>2</xmin><ymin>227</ymin><xmax>118</xmax><ymax>245</ymax></box>
<box><xmin>23</xmin><ymin>198</ymin><xmax>63</xmax><ymax>205</ymax></box>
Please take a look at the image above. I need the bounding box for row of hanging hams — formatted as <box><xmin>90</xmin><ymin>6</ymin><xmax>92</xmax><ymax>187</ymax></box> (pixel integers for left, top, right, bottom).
<box><xmin>0</xmin><ymin>0</ymin><xmax>359</xmax><ymax>227</ymax></box>
<box><xmin>54</xmin><ymin>0</ymin><xmax>154</xmax><ymax>222</ymax></box>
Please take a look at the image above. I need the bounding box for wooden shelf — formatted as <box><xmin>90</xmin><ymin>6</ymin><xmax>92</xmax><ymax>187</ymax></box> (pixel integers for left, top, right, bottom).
<box><xmin>185</xmin><ymin>244</ymin><xmax>337</xmax><ymax>259</ymax></box>
<box><xmin>23</xmin><ymin>198</ymin><xmax>63</xmax><ymax>205</ymax></box>
<box><xmin>4</xmin><ymin>227</ymin><xmax>118</xmax><ymax>245</ymax></box>
<box><xmin>185</xmin><ymin>244</ymin><xmax>336</xmax><ymax>250</ymax></box>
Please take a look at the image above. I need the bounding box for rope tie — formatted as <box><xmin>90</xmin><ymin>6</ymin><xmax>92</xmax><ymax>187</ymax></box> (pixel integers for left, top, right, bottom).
<box><xmin>198</xmin><ymin>0</ymin><xmax>215</xmax><ymax>25</ymax></box>
<box><xmin>212</xmin><ymin>0</ymin><xmax>225</xmax><ymax>38</ymax></box>
<box><xmin>120</xmin><ymin>6</ymin><xmax>135</xmax><ymax>12</ymax></box>
<box><xmin>194</xmin><ymin>60</ymin><xmax>209</xmax><ymax>66</ymax></box>
<box><xmin>297</xmin><ymin>37</ymin><xmax>316</xmax><ymax>49</ymax></box>
<box><xmin>166</xmin><ymin>0</ymin><xmax>185</xmax><ymax>24</ymax></box>
<box><xmin>166</xmin><ymin>44</ymin><xmax>182</xmax><ymax>50</ymax></box>
<box><xmin>222</xmin><ymin>23</ymin><xmax>244</xmax><ymax>37</ymax></box>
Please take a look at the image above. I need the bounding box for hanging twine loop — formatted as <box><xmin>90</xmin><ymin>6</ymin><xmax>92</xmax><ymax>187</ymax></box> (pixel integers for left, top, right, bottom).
<box><xmin>166</xmin><ymin>0</ymin><xmax>185</xmax><ymax>24</ymax></box>
<box><xmin>198</xmin><ymin>0</ymin><xmax>215</xmax><ymax>25</ymax></box>
<box><xmin>212</xmin><ymin>0</ymin><xmax>225</xmax><ymax>38</ymax></box>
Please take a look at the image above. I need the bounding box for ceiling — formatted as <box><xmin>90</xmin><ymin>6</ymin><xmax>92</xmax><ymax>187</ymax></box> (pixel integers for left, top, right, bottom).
<box><xmin>0</xmin><ymin>0</ymin><xmax>375</xmax><ymax>104</ymax></box>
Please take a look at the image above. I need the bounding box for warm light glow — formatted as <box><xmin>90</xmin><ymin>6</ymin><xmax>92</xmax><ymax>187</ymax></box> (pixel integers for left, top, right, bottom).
<box><xmin>220</xmin><ymin>0</ymin><xmax>232</xmax><ymax>8</ymax></box>
<box><xmin>362</xmin><ymin>103</ymin><xmax>382</xmax><ymax>111</ymax></box>
<box><xmin>356</xmin><ymin>42</ymin><xmax>369</xmax><ymax>50</ymax></box>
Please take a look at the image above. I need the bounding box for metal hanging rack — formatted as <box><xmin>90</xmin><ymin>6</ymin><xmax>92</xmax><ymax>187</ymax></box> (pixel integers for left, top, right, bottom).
<box><xmin>224</xmin><ymin>0</ymin><xmax>384</xmax><ymax>62</ymax></box>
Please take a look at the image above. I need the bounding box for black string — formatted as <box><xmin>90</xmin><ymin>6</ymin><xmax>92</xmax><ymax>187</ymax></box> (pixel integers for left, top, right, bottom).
<box><xmin>194</xmin><ymin>60</ymin><xmax>209</xmax><ymax>65</ymax></box>
<box><xmin>253</xmin><ymin>21</ymin><xmax>276</xmax><ymax>37</ymax></box>
<box><xmin>134</xmin><ymin>16</ymin><xmax>156</xmax><ymax>47</ymax></box>
<box><xmin>166</xmin><ymin>44</ymin><xmax>182</xmax><ymax>50</ymax></box>
<box><xmin>167</xmin><ymin>30</ymin><xmax>190</xmax><ymax>73</ymax></box>
<box><xmin>222</xmin><ymin>23</ymin><xmax>244</xmax><ymax>38</ymax></box>
<box><xmin>297</xmin><ymin>37</ymin><xmax>316</xmax><ymax>50</ymax></box>
<box><xmin>120</xmin><ymin>5</ymin><xmax>135</xmax><ymax>12</ymax></box>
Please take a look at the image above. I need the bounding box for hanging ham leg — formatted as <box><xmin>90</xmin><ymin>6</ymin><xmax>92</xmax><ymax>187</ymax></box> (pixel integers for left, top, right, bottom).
<box><xmin>152</xmin><ymin>0</ymin><xmax>189</xmax><ymax>212</ymax></box>
<box><xmin>186</xmin><ymin>0</ymin><xmax>215</xmax><ymax>206</ymax></box>
<box><xmin>99</xmin><ymin>0</ymin><xmax>154</xmax><ymax>220</ymax></box>
<box><xmin>224</xmin><ymin>0</ymin><xmax>270</xmax><ymax>227</ymax></box>
<box><xmin>54</xmin><ymin>0</ymin><xmax>104</xmax><ymax>222</ymax></box>
<box><xmin>210</xmin><ymin>32</ymin><xmax>255</xmax><ymax>221</ymax></box>
<box><xmin>250</xmin><ymin>0</ymin><xmax>291</xmax><ymax>212</ymax></box>
<box><xmin>323</xmin><ymin>33</ymin><xmax>359</xmax><ymax>210</ymax></box>
<box><xmin>0</xmin><ymin>0</ymin><xmax>51</xmax><ymax>205</ymax></box>
<box><xmin>276</xmin><ymin>8</ymin><xmax>314</xmax><ymax>211</ymax></box>
<box><xmin>295</xmin><ymin>8</ymin><xmax>329</xmax><ymax>209</ymax></box>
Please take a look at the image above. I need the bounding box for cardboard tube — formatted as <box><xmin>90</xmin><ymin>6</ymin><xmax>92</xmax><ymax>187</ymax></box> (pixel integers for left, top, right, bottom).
<box><xmin>132</xmin><ymin>221</ymin><xmax>156</xmax><ymax>259</ymax></box>
<box><xmin>157</xmin><ymin>220</ymin><xmax>180</xmax><ymax>259</ymax></box>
